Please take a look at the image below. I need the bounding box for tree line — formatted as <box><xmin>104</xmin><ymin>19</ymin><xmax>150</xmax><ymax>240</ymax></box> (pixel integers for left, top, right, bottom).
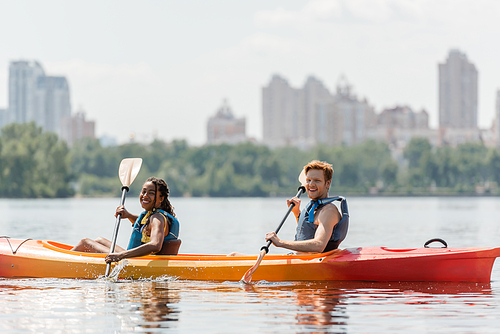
<box><xmin>1</xmin><ymin>122</ymin><xmax>500</xmax><ymax>198</ymax></box>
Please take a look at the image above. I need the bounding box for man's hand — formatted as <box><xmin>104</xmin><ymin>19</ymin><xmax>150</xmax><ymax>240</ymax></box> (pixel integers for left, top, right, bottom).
<box><xmin>265</xmin><ymin>232</ymin><xmax>282</xmax><ymax>247</ymax></box>
<box><xmin>286</xmin><ymin>197</ymin><xmax>301</xmax><ymax>218</ymax></box>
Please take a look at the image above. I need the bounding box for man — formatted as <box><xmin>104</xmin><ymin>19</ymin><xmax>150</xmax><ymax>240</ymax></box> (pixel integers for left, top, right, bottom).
<box><xmin>265</xmin><ymin>160</ymin><xmax>349</xmax><ymax>253</ymax></box>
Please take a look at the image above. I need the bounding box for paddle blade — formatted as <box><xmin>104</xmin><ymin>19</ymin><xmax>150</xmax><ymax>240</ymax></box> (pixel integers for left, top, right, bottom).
<box><xmin>298</xmin><ymin>168</ymin><xmax>306</xmax><ymax>186</ymax></box>
<box><xmin>240</xmin><ymin>249</ymin><xmax>267</xmax><ymax>284</ymax></box>
<box><xmin>119</xmin><ymin>158</ymin><xmax>143</xmax><ymax>187</ymax></box>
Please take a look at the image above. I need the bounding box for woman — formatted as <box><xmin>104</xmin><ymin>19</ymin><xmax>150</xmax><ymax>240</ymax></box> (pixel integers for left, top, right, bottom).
<box><xmin>71</xmin><ymin>177</ymin><xmax>180</xmax><ymax>263</ymax></box>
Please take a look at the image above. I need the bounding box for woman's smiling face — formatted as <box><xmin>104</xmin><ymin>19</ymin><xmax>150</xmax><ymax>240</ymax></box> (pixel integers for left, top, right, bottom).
<box><xmin>139</xmin><ymin>181</ymin><xmax>163</xmax><ymax>210</ymax></box>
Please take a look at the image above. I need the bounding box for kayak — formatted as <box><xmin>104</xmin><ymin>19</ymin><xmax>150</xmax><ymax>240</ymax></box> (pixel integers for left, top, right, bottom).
<box><xmin>1</xmin><ymin>238</ymin><xmax>500</xmax><ymax>282</ymax></box>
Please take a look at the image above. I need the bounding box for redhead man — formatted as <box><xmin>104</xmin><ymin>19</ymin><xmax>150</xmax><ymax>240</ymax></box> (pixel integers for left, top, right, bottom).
<box><xmin>265</xmin><ymin>160</ymin><xmax>349</xmax><ymax>253</ymax></box>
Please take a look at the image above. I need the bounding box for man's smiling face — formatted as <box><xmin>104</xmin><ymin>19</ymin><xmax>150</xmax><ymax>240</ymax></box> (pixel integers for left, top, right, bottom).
<box><xmin>305</xmin><ymin>169</ymin><xmax>331</xmax><ymax>200</ymax></box>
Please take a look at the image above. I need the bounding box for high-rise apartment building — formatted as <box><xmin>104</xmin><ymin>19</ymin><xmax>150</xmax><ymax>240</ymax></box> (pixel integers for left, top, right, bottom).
<box><xmin>262</xmin><ymin>75</ymin><xmax>331</xmax><ymax>148</ymax></box>
<box><xmin>8</xmin><ymin>60</ymin><xmax>71</xmax><ymax>137</ymax></box>
<box><xmin>316</xmin><ymin>78</ymin><xmax>375</xmax><ymax>146</ymax></box>
<box><xmin>496</xmin><ymin>90</ymin><xmax>500</xmax><ymax>147</ymax></box>
<box><xmin>0</xmin><ymin>108</ymin><xmax>7</xmax><ymax>130</ymax></box>
<box><xmin>36</xmin><ymin>76</ymin><xmax>71</xmax><ymax>137</ymax></box>
<box><xmin>298</xmin><ymin>76</ymin><xmax>331</xmax><ymax>145</ymax></box>
<box><xmin>438</xmin><ymin>49</ymin><xmax>478</xmax><ymax>129</ymax></box>
<box><xmin>9</xmin><ymin>60</ymin><xmax>45</xmax><ymax>124</ymax></box>
<box><xmin>262</xmin><ymin>75</ymin><xmax>298</xmax><ymax>147</ymax></box>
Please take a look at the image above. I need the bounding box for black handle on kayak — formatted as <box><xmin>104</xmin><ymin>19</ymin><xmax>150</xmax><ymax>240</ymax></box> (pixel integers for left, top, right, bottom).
<box><xmin>261</xmin><ymin>186</ymin><xmax>306</xmax><ymax>254</ymax></box>
<box><xmin>424</xmin><ymin>238</ymin><xmax>448</xmax><ymax>248</ymax></box>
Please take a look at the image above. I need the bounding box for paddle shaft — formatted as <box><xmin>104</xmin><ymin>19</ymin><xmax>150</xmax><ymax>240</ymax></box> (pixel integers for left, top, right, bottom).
<box><xmin>261</xmin><ymin>186</ymin><xmax>306</xmax><ymax>254</ymax></box>
<box><xmin>105</xmin><ymin>186</ymin><xmax>129</xmax><ymax>277</ymax></box>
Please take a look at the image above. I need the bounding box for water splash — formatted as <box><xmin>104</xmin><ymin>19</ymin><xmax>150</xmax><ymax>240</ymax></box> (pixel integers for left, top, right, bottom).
<box><xmin>97</xmin><ymin>260</ymin><xmax>130</xmax><ymax>282</ymax></box>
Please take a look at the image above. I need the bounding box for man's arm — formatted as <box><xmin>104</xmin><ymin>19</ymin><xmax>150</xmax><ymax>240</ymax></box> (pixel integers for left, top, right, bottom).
<box><xmin>266</xmin><ymin>204</ymin><xmax>341</xmax><ymax>253</ymax></box>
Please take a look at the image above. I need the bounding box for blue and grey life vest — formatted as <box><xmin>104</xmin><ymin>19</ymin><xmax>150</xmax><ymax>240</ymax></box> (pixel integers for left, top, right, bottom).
<box><xmin>294</xmin><ymin>196</ymin><xmax>349</xmax><ymax>252</ymax></box>
<box><xmin>127</xmin><ymin>209</ymin><xmax>180</xmax><ymax>251</ymax></box>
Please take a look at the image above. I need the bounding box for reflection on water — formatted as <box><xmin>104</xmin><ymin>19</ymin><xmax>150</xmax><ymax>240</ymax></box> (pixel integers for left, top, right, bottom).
<box><xmin>109</xmin><ymin>279</ymin><xmax>181</xmax><ymax>331</ymax></box>
<box><xmin>0</xmin><ymin>277</ymin><xmax>498</xmax><ymax>333</ymax></box>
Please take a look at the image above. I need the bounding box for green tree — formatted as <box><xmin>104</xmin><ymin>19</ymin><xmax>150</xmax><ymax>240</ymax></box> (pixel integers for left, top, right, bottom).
<box><xmin>0</xmin><ymin>122</ymin><xmax>73</xmax><ymax>197</ymax></box>
<box><xmin>404</xmin><ymin>138</ymin><xmax>432</xmax><ymax>169</ymax></box>
<box><xmin>380</xmin><ymin>160</ymin><xmax>399</xmax><ymax>187</ymax></box>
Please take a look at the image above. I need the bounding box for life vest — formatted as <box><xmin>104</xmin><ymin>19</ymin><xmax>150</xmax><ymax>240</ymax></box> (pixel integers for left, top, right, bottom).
<box><xmin>294</xmin><ymin>196</ymin><xmax>349</xmax><ymax>252</ymax></box>
<box><xmin>127</xmin><ymin>209</ymin><xmax>180</xmax><ymax>251</ymax></box>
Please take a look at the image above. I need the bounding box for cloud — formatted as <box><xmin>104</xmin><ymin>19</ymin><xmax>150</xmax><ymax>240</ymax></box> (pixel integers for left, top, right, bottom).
<box><xmin>256</xmin><ymin>0</ymin><xmax>500</xmax><ymax>28</ymax></box>
<box><xmin>45</xmin><ymin>60</ymin><xmax>154</xmax><ymax>88</ymax></box>
<box><xmin>255</xmin><ymin>0</ymin><xmax>423</xmax><ymax>27</ymax></box>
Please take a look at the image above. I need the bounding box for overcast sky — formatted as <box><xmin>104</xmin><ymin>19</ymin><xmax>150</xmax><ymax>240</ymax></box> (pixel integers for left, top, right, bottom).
<box><xmin>1</xmin><ymin>0</ymin><xmax>499</xmax><ymax>145</ymax></box>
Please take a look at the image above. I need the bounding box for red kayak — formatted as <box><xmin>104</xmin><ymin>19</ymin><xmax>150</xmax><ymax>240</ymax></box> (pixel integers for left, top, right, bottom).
<box><xmin>1</xmin><ymin>238</ymin><xmax>499</xmax><ymax>282</ymax></box>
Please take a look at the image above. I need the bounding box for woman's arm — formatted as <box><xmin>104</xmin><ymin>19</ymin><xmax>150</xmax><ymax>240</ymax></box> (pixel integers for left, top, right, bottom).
<box><xmin>105</xmin><ymin>213</ymin><xmax>168</xmax><ymax>262</ymax></box>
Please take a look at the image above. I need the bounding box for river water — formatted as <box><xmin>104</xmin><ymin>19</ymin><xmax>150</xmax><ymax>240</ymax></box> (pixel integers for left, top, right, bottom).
<box><xmin>1</xmin><ymin>196</ymin><xmax>500</xmax><ymax>333</ymax></box>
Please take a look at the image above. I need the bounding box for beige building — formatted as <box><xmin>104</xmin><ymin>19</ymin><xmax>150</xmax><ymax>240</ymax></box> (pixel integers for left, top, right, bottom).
<box><xmin>263</xmin><ymin>74</ymin><xmax>372</xmax><ymax>148</ymax></box>
<box><xmin>262</xmin><ymin>75</ymin><xmax>298</xmax><ymax>147</ymax></box>
<box><xmin>207</xmin><ymin>100</ymin><xmax>246</xmax><ymax>145</ymax></box>
<box><xmin>262</xmin><ymin>75</ymin><xmax>331</xmax><ymax>148</ymax></box>
<box><xmin>366</xmin><ymin>106</ymin><xmax>437</xmax><ymax>149</ymax></box>
<box><xmin>61</xmin><ymin>110</ymin><xmax>95</xmax><ymax>146</ymax></box>
<box><xmin>317</xmin><ymin>77</ymin><xmax>376</xmax><ymax>146</ymax></box>
<box><xmin>439</xmin><ymin>49</ymin><xmax>478</xmax><ymax>129</ymax></box>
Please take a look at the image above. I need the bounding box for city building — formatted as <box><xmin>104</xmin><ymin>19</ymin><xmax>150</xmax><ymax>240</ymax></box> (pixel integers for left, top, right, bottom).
<box><xmin>367</xmin><ymin>106</ymin><xmax>438</xmax><ymax>149</ymax></box>
<box><xmin>207</xmin><ymin>100</ymin><xmax>246</xmax><ymax>145</ymax></box>
<box><xmin>262</xmin><ymin>75</ymin><xmax>299</xmax><ymax>147</ymax></box>
<box><xmin>377</xmin><ymin>106</ymin><xmax>429</xmax><ymax>130</ymax></box>
<box><xmin>438</xmin><ymin>49</ymin><xmax>478</xmax><ymax>129</ymax></box>
<box><xmin>317</xmin><ymin>77</ymin><xmax>376</xmax><ymax>146</ymax></box>
<box><xmin>496</xmin><ymin>90</ymin><xmax>500</xmax><ymax>148</ymax></box>
<box><xmin>61</xmin><ymin>110</ymin><xmax>95</xmax><ymax>146</ymax></box>
<box><xmin>0</xmin><ymin>108</ymin><xmax>7</xmax><ymax>129</ymax></box>
<box><xmin>9</xmin><ymin>60</ymin><xmax>45</xmax><ymax>124</ymax></box>
<box><xmin>263</xmin><ymin>74</ymin><xmax>375</xmax><ymax>148</ymax></box>
<box><xmin>8</xmin><ymin>60</ymin><xmax>71</xmax><ymax>137</ymax></box>
<box><xmin>297</xmin><ymin>76</ymin><xmax>331</xmax><ymax>146</ymax></box>
<box><xmin>99</xmin><ymin>135</ymin><xmax>118</xmax><ymax>147</ymax></box>
<box><xmin>263</xmin><ymin>75</ymin><xmax>334</xmax><ymax>148</ymax></box>
<box><xmin>36</xmin><ymin>76</ymin><xmax>71</xmax><ymax>137</ymax></box>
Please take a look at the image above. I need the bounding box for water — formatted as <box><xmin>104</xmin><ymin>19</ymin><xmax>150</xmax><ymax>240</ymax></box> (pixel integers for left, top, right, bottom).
<box><xmin>1</xmin><ymin>196</ymin><xmax>500</xmax><ymax>333</ymax></box>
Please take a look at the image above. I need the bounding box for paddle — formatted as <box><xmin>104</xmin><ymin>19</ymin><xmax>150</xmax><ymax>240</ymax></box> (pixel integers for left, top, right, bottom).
<box><xmin>241</xmin><ymin>169</ymin><xmax>307</xmax><ymax>283</ymax></box>
<box><xmin>104</xmin><ymin>158</ymin><xmax>143</xmax><ymax>277</ymax></box>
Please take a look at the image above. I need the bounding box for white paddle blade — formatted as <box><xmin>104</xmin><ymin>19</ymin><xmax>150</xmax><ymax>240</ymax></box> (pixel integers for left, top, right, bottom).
<box><xmin>298</xmin><ymin>168</ymin><xmax>306</xmax><ymax>186</ymax></box>
<box><xmin>119</xmin><ymin>158</ymin><xmax>143</xmax><ymax>187</ymax></box>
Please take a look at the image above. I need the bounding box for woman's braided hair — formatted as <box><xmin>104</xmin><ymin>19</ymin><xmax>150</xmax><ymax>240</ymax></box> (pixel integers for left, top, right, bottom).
<box><xmin>146</xmin><ymin>176</ymin><xmax>176</xmax><ymax>217</ymax></box>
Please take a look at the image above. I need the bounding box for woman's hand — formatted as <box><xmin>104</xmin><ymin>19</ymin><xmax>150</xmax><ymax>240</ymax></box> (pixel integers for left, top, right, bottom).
<box><xmin>115</xmin><ymin>205</ymin><xmax>132</xmax><ymax>220</ymax></box>
<box><xmin>105</xmin><ymin>252</ymin><xmax>124</xmax><ymax>263</ymax></box>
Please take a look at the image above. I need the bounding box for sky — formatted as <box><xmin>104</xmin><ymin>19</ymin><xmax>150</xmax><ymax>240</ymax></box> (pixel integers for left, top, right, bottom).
<box><xmin>1</xmin><ymin>0</ymin><xmax>499</xmax><ymax>145</ymax></box>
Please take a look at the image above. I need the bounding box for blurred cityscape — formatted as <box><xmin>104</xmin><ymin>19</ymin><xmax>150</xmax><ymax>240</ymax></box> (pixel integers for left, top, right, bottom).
<box><xmin>0</xmin><ymin>60</ymin><xmax>97</xmax><ymax>146</ymax></box>
<box><xmin>2</xmin><ymin>49</ymin><xmax>499</xmax><ymax>153</ymax></box>
<box><xmin>209</xmin><ymin>49</ymin><xmax>500</xmax><ymax>154</ymax></box>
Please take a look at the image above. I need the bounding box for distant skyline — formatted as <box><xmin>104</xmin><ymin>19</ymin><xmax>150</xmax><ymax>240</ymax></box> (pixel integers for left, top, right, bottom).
<box><xmin>1</xmin><ymin>0</ymin><xmax>499</xmax><ymax>145</ymax></box>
